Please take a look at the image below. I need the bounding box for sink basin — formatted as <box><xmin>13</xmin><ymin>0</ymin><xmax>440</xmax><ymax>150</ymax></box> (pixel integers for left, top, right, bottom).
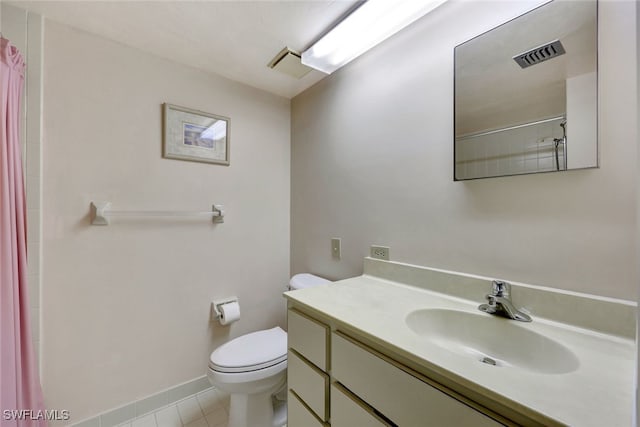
<box><xmin>405</xmin><ymin>308</ymin><xmax>579</xmax><ymax>374</ymax></box>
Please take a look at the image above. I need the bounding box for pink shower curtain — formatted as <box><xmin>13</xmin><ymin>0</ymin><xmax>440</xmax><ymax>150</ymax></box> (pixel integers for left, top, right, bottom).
<box><xmin>0</xmin><ymin>37</ymin><xmax>47</xmax><ymax>426</ymax></box>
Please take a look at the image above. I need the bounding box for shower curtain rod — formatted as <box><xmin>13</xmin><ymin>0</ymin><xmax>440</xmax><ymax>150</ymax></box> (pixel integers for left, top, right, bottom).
<box><xmin>89</xmin><ymin>201</ymin><xmax>225</xmax><ymax>225</ymax></box>
<box><xmin>456</xmin><ymin>115</ymin><xmax>566</xmax><ymax>141</ymax></box>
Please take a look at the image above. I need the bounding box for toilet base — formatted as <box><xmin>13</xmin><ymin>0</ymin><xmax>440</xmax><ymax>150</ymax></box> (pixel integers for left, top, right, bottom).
<box><xmin>227</xmin><ymin>386</ymin><xmax>286</xmax><ymax>427</ymax></box>
<box><xmin>272</xmin><ymin>398</ymin><xmax>287</xmax><ymax>427</ymax></box>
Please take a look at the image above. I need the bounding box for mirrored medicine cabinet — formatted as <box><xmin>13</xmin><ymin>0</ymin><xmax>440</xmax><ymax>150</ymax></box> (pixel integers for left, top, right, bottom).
<box><xmin>454</xmin><ymin>0</ymin><xmax>598</xmax><ymax>181</ymax></box>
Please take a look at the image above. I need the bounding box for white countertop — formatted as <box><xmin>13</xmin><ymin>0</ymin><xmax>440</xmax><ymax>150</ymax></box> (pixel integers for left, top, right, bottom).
<box><xmin>285</xmin><ymin>274</ymin><xmax>635</xmax><ymax>427</ymax></box>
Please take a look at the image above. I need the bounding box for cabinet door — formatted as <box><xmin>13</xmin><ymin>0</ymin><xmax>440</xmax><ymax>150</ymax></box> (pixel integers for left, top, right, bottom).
<box><xmin>331</xmin><ymin>383</ymin><xmax>393</xmax><ymax>427</ymax></box>
<box><xmin>288</xmin><ymin>349</ymin><xmax>329</xmax><ymax>421</ymax></box>
<box><xmin>288</xmin><ymin>390</ymin><xmax>327</xmax><ymax>427</ymax></box>
<box><xmin>332</xmin><ymin>332</ymin><xmax>503</xmax><ymax>427</ymax></box>
<box><xmin>288</xmin><ymin>309</ymin><xmax>328</xmax><ymax>370</ymax></box>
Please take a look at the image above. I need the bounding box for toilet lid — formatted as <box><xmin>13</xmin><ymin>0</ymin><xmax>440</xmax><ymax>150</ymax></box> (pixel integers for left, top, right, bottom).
<box><xmin>289</xmin><ymin>273</ymin><xmax>331</xmax><ymax>290</ymax></box>
<box><xmin>209</xmin><ymin>327</ymin><xmax>287</xmax><ymax>373</ymax></box>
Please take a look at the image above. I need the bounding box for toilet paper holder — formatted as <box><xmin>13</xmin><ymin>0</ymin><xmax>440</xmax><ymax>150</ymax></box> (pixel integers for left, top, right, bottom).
<box><xmin>212</xmin><ymin>297</ymin><xmax>239</xmax><ymax>320</ymax></box>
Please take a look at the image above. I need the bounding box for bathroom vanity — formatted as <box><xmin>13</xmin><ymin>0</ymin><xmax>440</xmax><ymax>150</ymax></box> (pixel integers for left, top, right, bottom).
<box><xmin>287</xmin><ymin>309</ymin><xmax>503</xmax><ymax>426</ymax></box>
<box><xmin>284</xmin><ymin>258</ymin><xmax>635</xmax><ymax>427</ymax></box>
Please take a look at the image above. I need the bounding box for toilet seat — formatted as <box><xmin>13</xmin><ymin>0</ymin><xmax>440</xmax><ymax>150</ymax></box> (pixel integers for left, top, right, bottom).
<box><xmin>209</xmin><ymin>327</ymin><xmax>287</xmax><ymax>373</ymax></box>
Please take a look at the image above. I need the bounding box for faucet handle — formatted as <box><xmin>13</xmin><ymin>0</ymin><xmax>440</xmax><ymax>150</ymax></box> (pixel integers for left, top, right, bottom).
<box><xmin>491</xmin><ymin>280</ymin><xmax>510</xmax><ymax>297</ymax></box>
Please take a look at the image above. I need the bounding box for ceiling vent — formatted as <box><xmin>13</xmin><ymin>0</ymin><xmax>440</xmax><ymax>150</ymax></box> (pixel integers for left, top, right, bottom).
<box><xmin>268</xmin><ymin>48</ymin><xmax>313</xmax><ymax>79</ymax></box>
<box><xmin>513</xmin><ymin>40</ymin><xmax>566</xmax><ymax>69</ymax></box>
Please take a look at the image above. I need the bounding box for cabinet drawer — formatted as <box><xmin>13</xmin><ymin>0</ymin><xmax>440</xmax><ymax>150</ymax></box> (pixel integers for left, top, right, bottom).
<box><xmin>288</xmin><ymin>390</ymin><xmax>327</xmax><ymax>427</ymax></box>
<box><xmin>332</xmin><ymin>332</ymin><xmax>502</xmax><ymax>427</ymax></box>
<box><xmin>288</xmin><ymin>349</ymin><xmax>329</xmax><ymax>421</ymax></box>
<box><xmin>331</xmin><ymin>383</ymin><xmax>393</xmax><ymax>427</ymax></box>
<box><xmin>287</xmin><ymin>309</ymin><xmax>328</xmax><ymax>370</ymax></box>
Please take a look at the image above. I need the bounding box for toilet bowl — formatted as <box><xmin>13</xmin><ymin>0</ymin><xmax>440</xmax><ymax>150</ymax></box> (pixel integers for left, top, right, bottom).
<box><xmin>207</xmin><ymin>273</ymin><xmax>331</xmax><ymax>427</ymax></box>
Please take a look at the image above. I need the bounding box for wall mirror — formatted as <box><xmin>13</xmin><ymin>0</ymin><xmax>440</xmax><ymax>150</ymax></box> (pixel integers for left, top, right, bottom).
<box><xmin>454</xmin><ymin>0</ymin><xmax>597</xmax><ymax>181</ymax></box>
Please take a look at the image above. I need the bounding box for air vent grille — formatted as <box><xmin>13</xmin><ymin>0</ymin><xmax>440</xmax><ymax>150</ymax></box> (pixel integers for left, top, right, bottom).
<box><xmin>513</xmin><ymin>40</ymin><xmax>566</xmax><ymax>69</ymax></box>
<box><xmin>268</xmin><ymin>47</ymin><xmax>313</xmax><ymax>79</ymax></box>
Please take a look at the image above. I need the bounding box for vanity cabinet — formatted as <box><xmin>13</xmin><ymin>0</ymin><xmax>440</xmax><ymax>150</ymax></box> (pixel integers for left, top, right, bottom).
<box><xmin>331</xmin><ymin>383</ymin><xmax>391</xmax><ymax>427</ymax></box>
<box><xmin>332</xmin><ymin>331</ymin><xmax>502</xmax><ymax>426</ymax></box>
<box><xmin>287</xmin><ymin>309</ymin><xmax>330</xmax><ymax>425</ymax></box>
<box><xmin>288</xmin><ymin>389</ymin><xmax>326</xmax><ymax>427</ymax></box>
<box><xmin>287</xmin><ymin>308</ymin><xmax>505</xmax><ymax>427</ymax></box>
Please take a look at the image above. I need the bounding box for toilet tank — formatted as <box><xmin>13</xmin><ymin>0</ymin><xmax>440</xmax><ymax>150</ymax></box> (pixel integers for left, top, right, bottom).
<box><xmin>289</xmin><ymin>273</ymin><xmax>331</xmax><ymax>291</ymax></box>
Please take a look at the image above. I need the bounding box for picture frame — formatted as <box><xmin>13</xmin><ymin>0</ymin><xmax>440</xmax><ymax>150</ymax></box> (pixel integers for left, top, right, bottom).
<box><xmin>162</xmin><ymin>103</ymin><xmax>230</xmax><ymax>165</ymax></box>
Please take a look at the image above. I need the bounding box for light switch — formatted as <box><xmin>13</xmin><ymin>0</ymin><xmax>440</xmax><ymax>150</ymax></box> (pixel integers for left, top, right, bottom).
<box><xmin>331</xmin><ymin>238</ymin><xmax>341</xmax><ymax>259</ymax></box>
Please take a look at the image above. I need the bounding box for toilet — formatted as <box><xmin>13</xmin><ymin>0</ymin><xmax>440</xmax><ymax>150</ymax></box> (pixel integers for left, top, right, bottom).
<box><xmin>207</xmin><ymin>273</ymin><xmax>331</xmax><ymax>427</ymax></box>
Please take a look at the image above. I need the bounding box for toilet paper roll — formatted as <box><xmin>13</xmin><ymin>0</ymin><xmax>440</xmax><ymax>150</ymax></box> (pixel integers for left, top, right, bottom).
<box><xmin>219</xmin><ymin>301</ymin><xmax>241</xmax><ymax>325</ymax></box>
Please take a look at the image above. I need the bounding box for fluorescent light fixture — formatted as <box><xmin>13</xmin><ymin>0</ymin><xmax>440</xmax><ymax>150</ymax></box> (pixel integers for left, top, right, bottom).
<box><xmin>302</xmin><ymin>0</ymin><xmax>449</xmax><ymax>74</ymax></box>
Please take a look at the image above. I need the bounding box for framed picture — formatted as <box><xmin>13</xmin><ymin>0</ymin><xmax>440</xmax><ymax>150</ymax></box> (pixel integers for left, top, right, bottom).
<box><xmin>163</xmin><ymin>103</ymin><xmax>230</xmax><ymax>165</ymax></box>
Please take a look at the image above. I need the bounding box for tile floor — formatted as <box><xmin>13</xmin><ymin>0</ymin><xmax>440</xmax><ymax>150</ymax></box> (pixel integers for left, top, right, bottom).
<box><xmin>118</xmin><ymin>388</ymin><xmax>229</xmax><ymax>427</ymax></box>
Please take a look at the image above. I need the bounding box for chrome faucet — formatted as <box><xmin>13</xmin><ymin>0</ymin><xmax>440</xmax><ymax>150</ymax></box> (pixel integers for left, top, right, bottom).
<box><xmin>478</xmin><ymin>280</ymin><xmax>532</xmax><ymax>322</ymax></box>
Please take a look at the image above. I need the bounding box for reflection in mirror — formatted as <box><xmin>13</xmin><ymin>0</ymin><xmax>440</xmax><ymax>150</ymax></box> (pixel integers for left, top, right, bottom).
<box><xmin>454</xmin><ymin>0</ymin><xmax>597</xmax><ymax>180</ymax></box>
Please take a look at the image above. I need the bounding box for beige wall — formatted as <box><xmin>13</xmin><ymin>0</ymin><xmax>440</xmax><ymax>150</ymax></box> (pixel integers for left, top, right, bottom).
<box><xmin>291</xmin><ymin>0</ymin><xmax>637</xmax><ymax>300</ymax></box>
<box><xmin>42</xmin><ymin>21</ymin><xmax>290</xmax><ymax>420</ymax></box>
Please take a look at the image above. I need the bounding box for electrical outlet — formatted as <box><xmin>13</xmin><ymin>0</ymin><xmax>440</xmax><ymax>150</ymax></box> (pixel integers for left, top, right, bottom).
<box><xmin>370</xmin><ymin>245</ymin><xmax>390</xmax><ymax>260</ymax></box>
<box><xmin>331</xmin><ymin>238</ymin><xmax>341</xmax><ymax>259</ymax></box>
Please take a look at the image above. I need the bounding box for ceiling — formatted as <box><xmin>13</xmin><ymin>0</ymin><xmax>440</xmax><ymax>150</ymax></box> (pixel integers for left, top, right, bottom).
<box><xmin>7</xmin><ymin>0</ymin><xmax>361</xmax><ymax>99</ymax></box>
